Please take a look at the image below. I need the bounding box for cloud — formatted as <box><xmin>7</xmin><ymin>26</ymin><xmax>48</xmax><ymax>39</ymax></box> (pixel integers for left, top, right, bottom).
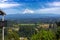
<box><xmin>22</xmin><ymin>7</ymin><xmax>60</xmax><ymax>14</ymax></box>
<box><xmin>3</xmin><ymin>8</ymin><xmax>20</xmax><ymax>14</ymax></box>
<box><xmin>35</xmin><ymin>7</ymin><xmax>60</xmax><ymax>14</ymax></box>
<box><xmin>0</xmin><ymin>3</ymin><xmax>20</xmax><ymax>8</ymax></box>
<box><xmin>34</xmin><ymin>2</ymin><xmax>60</xmax><ymax>14</ymax></box>
<box><xmin>0</xmin><ymin>0</ymin><xmax>8</xmax><ymax>2</ymax></box>
<box><xmin>48</xmin><ymin>2</ymin><xmax>60</xmax><ymax>7</ymax></box>
<box><xmin>23</xmin><ymin>9</ymin><xmax>34</xmax><ymax>14</ymax></box>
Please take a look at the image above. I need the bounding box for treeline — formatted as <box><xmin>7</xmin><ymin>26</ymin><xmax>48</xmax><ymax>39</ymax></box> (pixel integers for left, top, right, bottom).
<box><xmin>31</xmin><ymin>22</ymin><xmax>60</xmax><ymax>40</ymax></box>
<box><xmin>0</xmin><ymin>21</ymin><xmax>60</xmax><ymax>40</ymax></box>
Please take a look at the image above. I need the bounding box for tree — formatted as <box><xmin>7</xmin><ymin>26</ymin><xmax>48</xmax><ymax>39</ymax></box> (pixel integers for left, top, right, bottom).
<box><xmin>19</xmin><ymin>25</ymin><xmax>36</xmax><ymax>37</ymax></box>
<box><xmin>5</xmin><ymin>28</ymin><xmax>20</xmax><ymax>40</ymax></box>
<box><xmin>56</xmin><ymin>26</ymin><xmax>60</xmax><ymax>40</ymax></box>
<box><xmin>31</xmin><ymin>29</ymin><xmax>56</xmax><ymax>40</ymax></box>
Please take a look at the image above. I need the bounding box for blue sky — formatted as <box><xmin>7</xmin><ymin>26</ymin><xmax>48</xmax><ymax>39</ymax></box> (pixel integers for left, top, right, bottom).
<box><xmin>0</xmin><ymin>0</ymin><xmax>60</xmax><ymax>14</ymax></box>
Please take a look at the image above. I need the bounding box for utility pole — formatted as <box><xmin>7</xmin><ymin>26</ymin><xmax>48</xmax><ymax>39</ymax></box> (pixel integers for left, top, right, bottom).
<box><xmin>0</xmin><ymin>10</ymin><xmax>6</xmax><ymax>40</ymax></box>
<box><xmin>2</xmin><ymin>15</ymin><xmax>4</xmax><ymax>40</ymax></box>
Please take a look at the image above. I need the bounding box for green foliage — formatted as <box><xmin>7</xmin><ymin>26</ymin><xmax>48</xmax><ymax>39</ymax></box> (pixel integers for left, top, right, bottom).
<box><xmin>4</xmin><ymin>29</ymin><xmax>20</xmax><ymax>40</ymax></box>
<box><xmin>19</xmin><ymin>25</ymin><xmax>36</xmax><ymax>37</ymax></box>
<box><xmin>31</xmin><ymin>29</ymin><xmax>56</xmax><ymax>40</ymax></box>
<box><xmin>57</xmin><ymin>27</ymin><xmax>60</xmax><ymax>35</ymax></box>
<box><xmin>56</xmin><ymin>26</ymin><xmax>60</xmax><ymax>40</ymax></box>
<box><xmin>7</xmin><ymin>31</ymin><xmax>20</xmax><ymax>40</ymax></box>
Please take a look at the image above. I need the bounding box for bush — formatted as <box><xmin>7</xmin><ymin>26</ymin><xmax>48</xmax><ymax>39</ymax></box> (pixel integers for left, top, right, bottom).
<box><xmin>31</xmin><ymin>29</ymin><xmax>56</xmax><ymax>40</ymax></box>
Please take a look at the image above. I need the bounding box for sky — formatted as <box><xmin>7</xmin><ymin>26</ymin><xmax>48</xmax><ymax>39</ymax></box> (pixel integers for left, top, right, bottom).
<box><xmin>0</xmin><ymin>0</ymin><xmax>60</xmax><ymax>14</ymax></box>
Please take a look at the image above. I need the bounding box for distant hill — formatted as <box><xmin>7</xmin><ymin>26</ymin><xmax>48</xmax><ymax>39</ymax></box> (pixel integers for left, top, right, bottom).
<box><xmin>4</xmin><ymin>14</ymin><xmax>60</xmax><ymax>23</ymax></box>
<box><xmin>5</xmin><ymin>14</ymin><xmax>60</xmax><ymax>19</ymax></box>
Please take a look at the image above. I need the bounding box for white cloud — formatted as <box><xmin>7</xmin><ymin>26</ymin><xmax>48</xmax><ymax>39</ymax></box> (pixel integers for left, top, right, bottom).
<box><xmin>0</xmin><ymin>3</ymin><xmax>20</xmax><ymax>8</ymax></box>
<box><xmin>36</xmin><ymin>7</ymin><xmax>60</xmax><ymax>14</ymax></box>
<box><xmin>23</xmin><ymin>9</ymin><xmax>34</xmax><ymax>14</ymax></box>
<box><xmin>48</xmin><ymin>2</ymin><xmax>60</xmax><ymax>7</ymax></box>
<box><xmin>22</xmin><ymin>2</ymin><xmax>60</xmax><ymax>14</ymax></box>
<box><xmin>34</xmin><ymin>2</ymin><xmax>60</xmax><ymax>14</ymax></box>
<box><xmin>0</xmin><ymin>0</ymin><xmax>8</xmax><ymax>2</ymax></box>
<box><xmin>22</xmin><ymin>7</ymin><xmax>60</xmax><ymax>14</ymax></box>
<box><xmin>3</xmin><ymin>9</ymin><xmax>20</xmax><ymax>14</ymax></box>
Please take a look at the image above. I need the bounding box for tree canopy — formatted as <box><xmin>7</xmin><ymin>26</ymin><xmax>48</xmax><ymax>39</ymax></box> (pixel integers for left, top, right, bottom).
<box><xmin>31</xmin><ymin>29</ymin><xmax>56</xmax><ymax>40</ymax></box>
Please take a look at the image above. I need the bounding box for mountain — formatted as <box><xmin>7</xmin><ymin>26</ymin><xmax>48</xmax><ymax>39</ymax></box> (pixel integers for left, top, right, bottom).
<box><xmin>5</xmin><ymin>14</ymin><xmax>60</xmax><ymax>19</ymax></box>
<box><xmin>4</xmin><ymin>14</ymin><xmax>60</xmax><ymax>23</ymax></box>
